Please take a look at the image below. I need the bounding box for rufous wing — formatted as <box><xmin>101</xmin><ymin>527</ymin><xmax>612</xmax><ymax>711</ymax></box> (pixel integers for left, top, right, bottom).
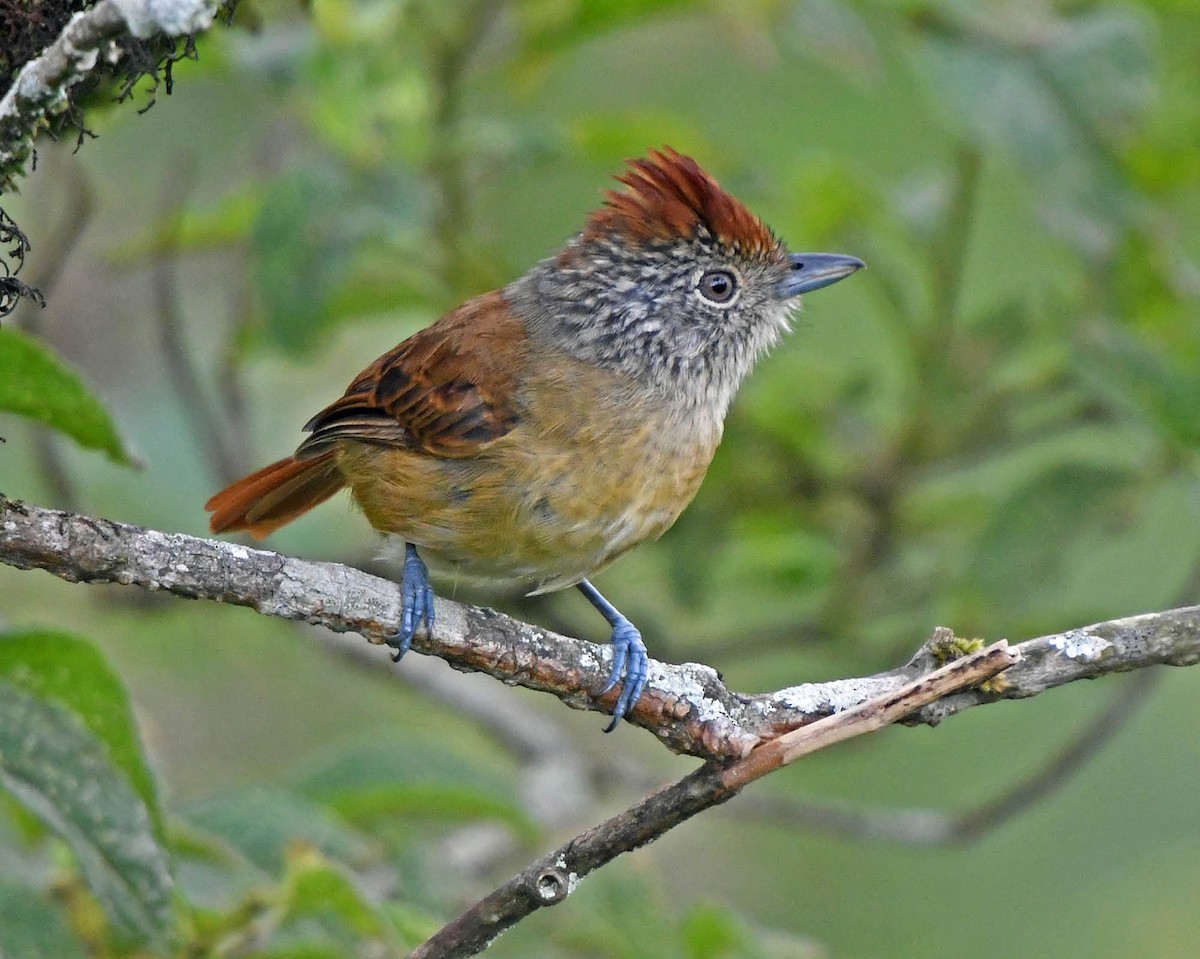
<box><xmin>297</xmin><ymin>291</ymin><xmax>529</xmax><ymax>460</ymax></box>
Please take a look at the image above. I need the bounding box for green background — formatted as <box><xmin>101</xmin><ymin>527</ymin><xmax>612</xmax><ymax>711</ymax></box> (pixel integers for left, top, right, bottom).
<box><xmin>3</xmin><ymin>0</ymin><xmax>1200</xmax><ymax>955</ymax></box>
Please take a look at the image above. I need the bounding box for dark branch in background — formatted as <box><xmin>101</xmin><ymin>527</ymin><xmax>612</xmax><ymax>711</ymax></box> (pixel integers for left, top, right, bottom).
<box><xmin>421</xmin><ymin>0</ymin><xmax>504</xmax><ymax>294</ymax></box>
<box><xmin>213</xmin><ymin>271</ymin><xmax>251</xmax><ymax>480</ymax></box>
<box><xmin>2</xmin><ymin>497</ymin><xmax>1198</xmax><ymax>760</ymax></box>
<box><xmin>151</xmin><ymin>158</ymin><xmax>245</xmax><ymax>486</ymax></box>
<box><xmin>734</xmin><ymin>667</ymin><xmax>1160</xmax><ymax>844</ymax></box>
<box><xmin>410</xmin><ymin>645</ymin><xmax>1017</xmax><ymax>959</ymax></box>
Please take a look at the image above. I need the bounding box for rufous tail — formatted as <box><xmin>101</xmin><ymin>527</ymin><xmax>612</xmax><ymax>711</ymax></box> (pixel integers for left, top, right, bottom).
<box><xmin>206</xmin><ymin>452</ymin><xmax>345</xmax><ymax>538</ymax></box>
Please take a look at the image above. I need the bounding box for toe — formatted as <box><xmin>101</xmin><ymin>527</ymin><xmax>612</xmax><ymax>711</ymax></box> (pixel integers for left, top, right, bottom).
<box><xmin>391</xmin><ymin>546</ymin><xmax>435</xmax><ymax>663</ymax></box>
<box><xmin>611</xmin><ymin>642</ymin><xmax>648</xmax><ymax>727</ymax></box>
<box><xmin>601</xmin><ymin>625</ymin><xmax>648</xmax><ymax>730</ymax></box>
<box><xmin>601</xmin><ymin>641</ymin><xmax>628</xmax><ymax>695</ymax></box>
<box><xmin>422</xmin><ymin>584</ymin><xmax>436</xmax><ymax>633</ymax></box>
<box><xmin>389</xmin><ymin>597</ymin><xmax>417</xmax><ymax>661</ymax></box>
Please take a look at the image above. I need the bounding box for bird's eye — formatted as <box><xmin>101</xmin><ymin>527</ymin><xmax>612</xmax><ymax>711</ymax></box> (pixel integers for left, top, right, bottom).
<box><xmin>697</xmin><ymin>269</ymin><xmax>738</xmax><ymax>304</ymax></box>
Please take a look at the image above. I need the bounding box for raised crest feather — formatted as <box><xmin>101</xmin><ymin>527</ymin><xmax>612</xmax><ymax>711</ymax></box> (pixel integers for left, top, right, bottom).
<box><xmin>583</xmin><ymin>148</ymin><xmax>779</xmax><ymax>255</ymax></box>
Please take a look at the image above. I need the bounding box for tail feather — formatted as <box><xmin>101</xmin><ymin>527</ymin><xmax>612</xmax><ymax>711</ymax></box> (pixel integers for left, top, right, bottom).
<box><xmin>206</xmin><ymin>452</ymin><xmax>345</xmax><ymax>538</ymax></box>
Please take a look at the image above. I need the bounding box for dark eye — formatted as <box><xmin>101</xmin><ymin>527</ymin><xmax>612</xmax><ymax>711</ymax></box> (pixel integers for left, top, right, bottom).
<box><xmin>697</xmin><ymin>269</ymin><xmax>737</xmax><ymax>304</ymax></box>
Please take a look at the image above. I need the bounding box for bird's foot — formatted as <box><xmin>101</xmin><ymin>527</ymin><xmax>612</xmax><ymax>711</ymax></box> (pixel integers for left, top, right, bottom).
<box><xmin>601</xmin><ymin>618</ymin><xmax>649</xmax><ymax>732</ymax></box>
<box><xmin>577</xmin><ymin>579</ymin><xmax>649</xmax><ymax>731</ymax></box>
<box><xmin>388</xmin><ymin>543</ymin><xmax>435</xmax><ymax>662</ymax></box>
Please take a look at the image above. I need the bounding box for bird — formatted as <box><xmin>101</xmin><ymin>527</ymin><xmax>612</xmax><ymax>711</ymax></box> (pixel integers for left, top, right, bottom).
<box><xmin>205</xmin><ymin>147</ymin><xmax>863</xmax><ymax>730</ymax></box>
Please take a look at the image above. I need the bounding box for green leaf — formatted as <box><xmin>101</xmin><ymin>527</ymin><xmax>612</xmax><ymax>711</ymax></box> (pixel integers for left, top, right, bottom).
<box><xmin>289</xmin><ymin>738</ymin><xmax>533</xmax><ymax>837</ymax></box>
<box><xmin>183</xmin><ymin>787</ymin><xmax>374</xmax><ymax>873</ymax></box>
<box><xmin>0</xmin><ymin>678</ymin><xmax>173</xmax><ymax>944</ymax></box>
<box><xmin>514</xmin><ymin>0</ymin><xmax>693</xmax><ymax>62</ymax></box>
<box><xmin>250</xmin><ymin>162</ymin><xmax>355</xmax><ymax>356</ymax></box>
<box><xmin>281</xmin><ymin>848</ymin><xmax>400</xmax><ymax>943</ymax></box>
<box><xmin>0</xmin><ymin>329</ymin><xmax>132</xmax><ymax>465</ymax></box>
<box><xmin>0</xmin><ymin>880</ymin><xmax>87</xmax><ymax>959</ymax></box>
<box><xmin>784</xmin><ymin>0</ymin><xmax>881</xmax><ymax>85</ymax></box>
<box><xmin>168</xmin><ymin>819</ymin><xmax>262</xmax><ymax>915</ymax></box>
<box><xmin>682</xmin><ymin>902</ymin><xmax>755</xmax><ymax>959</ymax></box>
<box><xmin>0</xmin><ymin>631</ymin><xmax>164</xmax><ymax>840</ymax></box>
<box><xmin>911</xmin><ymin>6</ymin><xmax>1154</xmax><ymax>251</ymax></box>
<box><xmin>1078</xmin><ymin>324</ymin><xmax>1200</xmax><ymax>451</ymax></box>
<box><xmin>108</xmin><ymin>183</ymin><xmax>267</xmax><ymax>263</ymax></box>
<box><xmin>969</xmin><ymin>464</ymin><xmax>1125</xmax><ymax>612</ymax></box>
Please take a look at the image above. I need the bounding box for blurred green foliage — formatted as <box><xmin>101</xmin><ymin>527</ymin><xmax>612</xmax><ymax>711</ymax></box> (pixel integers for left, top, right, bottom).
<box><xmin>3</xmin><ymin>0</ymin><xmax>1200</xmax><ymax>955</ymax></box>
<box><xmin>0</xmin><ymin>330</ymin><xmax>133</xmax><ymax>465</ymax></box>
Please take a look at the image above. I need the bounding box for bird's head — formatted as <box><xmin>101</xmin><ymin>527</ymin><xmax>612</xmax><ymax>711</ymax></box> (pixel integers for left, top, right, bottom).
<box><xmin>512</xmin><ymin>148</ymin><xmax>863</xmax><ymax>415</ymax></box>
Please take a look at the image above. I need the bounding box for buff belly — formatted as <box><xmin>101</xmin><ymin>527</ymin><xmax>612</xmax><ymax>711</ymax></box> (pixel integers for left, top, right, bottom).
<box><xmin>335</xmin><ymin>401</ymin><xmax>720</xmax><ymax>593</ymax></box>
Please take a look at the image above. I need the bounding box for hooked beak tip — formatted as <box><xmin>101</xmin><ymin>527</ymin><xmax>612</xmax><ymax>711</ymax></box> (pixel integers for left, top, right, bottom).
<box><xmin>780</xmin><ymin>252</ymin><xmax>865</xmax><ymax>298</ymax></box>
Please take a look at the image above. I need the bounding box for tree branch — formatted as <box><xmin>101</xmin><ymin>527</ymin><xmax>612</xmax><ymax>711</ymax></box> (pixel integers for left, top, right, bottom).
<box><xmin>0</xmin><ymin>0</ymin><xmax>220</xmax><ymax>192</ymax></box>
<box><xmin>410</xmin><ymin>643</ymin><xmax>1017</xmax><ymax>959</ymax></box>
<box><xmin>733</xmin><ymin>667</ymin><xmax>1160</xmax><ymax>844</ymax></box>
<box><xmin>2</xmin><ymin>496</ymin><xmax>1199</xmax><ymax>762</ymax></box>
<box><xmin>3</xmin><ymin>496</ymin><xmax>1196</xmax><ymax>955</ymax></box>
<box><xmin>150</xmin><ymin>157</ymin><xmax>246</xmax><ymax>487</ymax></box>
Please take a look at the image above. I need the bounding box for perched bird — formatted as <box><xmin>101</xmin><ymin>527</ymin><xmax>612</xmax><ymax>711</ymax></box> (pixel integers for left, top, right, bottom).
<box><xmin>206</xmin><ymin>148</ymin><xmax>863</xmax><ymax>729</ymax></box>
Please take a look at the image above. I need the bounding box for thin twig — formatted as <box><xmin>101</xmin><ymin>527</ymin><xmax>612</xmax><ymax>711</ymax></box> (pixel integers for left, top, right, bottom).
<box><xmin>734</xmin><ymin>667</ymin><xmax>1160</xmax><ymax>844</ymax></box>
<box><xmin>930</xmin><ymin>143</ymin><xmax>983</xmax><ymax>341</ymax></box>
<box><xmin>409</xmin><ymin>644</ymin><xmax>1016</xmax><ymax>959</ymax></box>
<box><xmin>214</xmin><ymin>270</ymin><xmax>251</xmax><ymax>476</ymax></box>
<box><xmin>151</xmin><ymin>158</ymin><xmax>243</xmax><ymax>486</ymax></box>
<box><xmin>317</xmin><ymin>628</ymin><xmax>594</xmax><ymax>829</ymax></box>
<box><xmin>950</xmin><ymin>666</ymin><xmax>1159</xmax><ymax>840</ymax></box>
<box><xmin>423</xmin><ymin>0</ymin><xmax>504</xmax><ymax>293</ymax></box>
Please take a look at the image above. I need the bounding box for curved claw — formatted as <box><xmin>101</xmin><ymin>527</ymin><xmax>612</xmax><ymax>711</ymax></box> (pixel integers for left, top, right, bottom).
<box><xmin>601</xmin><ymin>621</ymin><xmax>648</xmax><ymax>733</ymax></box>
<box><xmin>388</xmin><ymin>544</ymin><xmax>435</xmax><ymax>662</ymax></box>
<box><xmin>576</xmin><ymin>579</ymin><xmax>651</xmax><ymax>731</ymax></box>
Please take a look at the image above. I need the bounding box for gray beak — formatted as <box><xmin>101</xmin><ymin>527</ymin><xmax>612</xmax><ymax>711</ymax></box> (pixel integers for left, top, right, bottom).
<box><xmin>779</xmin><ymin>252</ymin><xmax>865</xmax><ymax>298</ymax></box>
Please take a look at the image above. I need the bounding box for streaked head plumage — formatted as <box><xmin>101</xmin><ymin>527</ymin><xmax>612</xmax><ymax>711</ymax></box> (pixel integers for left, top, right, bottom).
<box><xmin>514</xmin><ymin>147</ymin><xmax>862</xmax><ymax>419</ymax></box>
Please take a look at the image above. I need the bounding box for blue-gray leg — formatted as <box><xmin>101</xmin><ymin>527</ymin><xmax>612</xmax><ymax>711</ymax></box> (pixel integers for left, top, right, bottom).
<box><xmin>577</xmin><ymin>579</ymin><xmax>649</xmax><ymax>731</ymax></box>
<box><xmin>389</xmin><ymin>542</ymin><xmax>435</xmax><ymax>662</ymax></box>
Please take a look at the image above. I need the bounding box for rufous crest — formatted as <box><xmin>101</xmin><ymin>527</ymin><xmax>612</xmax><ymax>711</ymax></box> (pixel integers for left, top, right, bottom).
<box><xmin>583</xmin><ymin>147</ymin><xmax>779</xmax><ymax>255</ymax></box>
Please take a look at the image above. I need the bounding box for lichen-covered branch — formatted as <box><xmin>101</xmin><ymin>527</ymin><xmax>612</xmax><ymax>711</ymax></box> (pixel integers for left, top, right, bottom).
<box><xmin>410</xmin><ymin>643</ymin><xmax>1016</xmax><ymax>959</ymax></box>
<box><xmin>734</xmin><ymin>667</ymin><xmax>1160</xmax><ymax>844</ymax></box>
<box><xmin>3</xmin><ymin>496</ymin><xmax>1199</xmax><ymax>761</ymax></box>
<box><xmin>0</xmin><ymin>0</ymin><xmax>220</xmax><ymax>193</ymax></box>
